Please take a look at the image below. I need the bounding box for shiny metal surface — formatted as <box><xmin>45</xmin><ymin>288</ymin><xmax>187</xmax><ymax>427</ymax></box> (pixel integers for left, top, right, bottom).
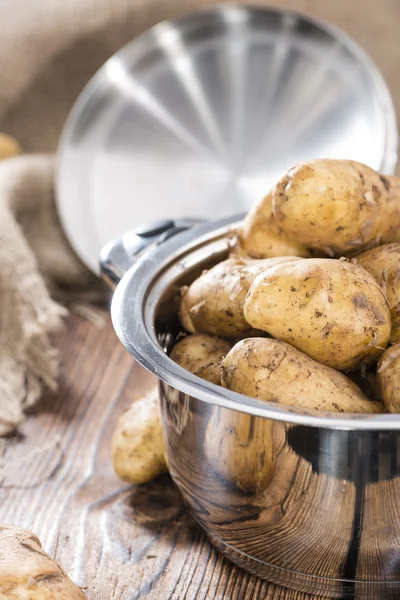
<box><xmin>161</xmin><ymin>389</ymin><xmax>400</xmax><ymax>598</ymax></box>
<box><xmin>58</xmin><ymin>5</ymin><xmax>398</xmax><ymax>274</ymax></box>
<box><xmin>103</xmin><ymin>218</ymin><xmax>400</xmax><ymax>598</ymax></box>
<box><xmin>99</xmin><ymin>218</ymin><xmax>201</xmax><ymax>287</ymax></box>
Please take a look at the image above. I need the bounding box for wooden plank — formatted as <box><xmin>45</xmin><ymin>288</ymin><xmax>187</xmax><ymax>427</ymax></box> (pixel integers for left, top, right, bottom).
<box><xmin>0</xmin><ymin>314</ymin><xmax>320</xmax><ymax>599</ymax></box>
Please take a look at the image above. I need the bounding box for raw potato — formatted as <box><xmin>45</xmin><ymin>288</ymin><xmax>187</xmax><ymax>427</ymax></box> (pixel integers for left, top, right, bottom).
<box><xmin>0</xmin><ymin>525</ymin><xmax>85</xmax><ymax>599</ymax></box>
<box><xmin>377</xmin><ymin>344</ymin><xmax>400</xmax><ymax>412</ymax></box>
<box><xmin>382</xmin><ymin>176</ymin><xmax>400</xmax><ymax>243</ymax></box>
<box><xmin>244</xmin><ymin>258</ymin><xmax>391</xmax><ymax>370</ymax></box>
<box><xmin>204</xmin><ymin>407</ymin><xmax>274</xmax><ymax>493</ymax></box>
<box><xmin>236</xmin><ymin>192</ymin><xmax>310</xmax><ymax>259</ymax></box>
<box><xmin>170</xmin><ymin>334</ymin><xmax>231</xmax><ymax>384</ymax></box>
<box><xmin>355</xmin><ymin>243</ymin><xmax>400</xmax><ymax>343</ymax></box>
<box><xmin>272</xmin><ymin>159</ymin><xmax>400</xmax><ymax>256</ymax></box>
<box><xmin>180</xmin><ymin>255</ymin><xmax>300</xmax><ymax>338</ymax></box>
<box><xmin>112</xmin><ymin>386</ymin><xmax>167</xmax><ymax>484</ymax></box>
<box><xmin>0</xmin><ymin>132</ymin><xmax>21</xmax><ymax>160</ymax></box>
<box><xmin>112</xmin><ymin>337</ymin><xmax>231</xmax><ymax>485</ymax></box>
<box><xmin>222</xmin><ymin>338</ymin><xmax>383</xmax><ymax>414</ymax></box>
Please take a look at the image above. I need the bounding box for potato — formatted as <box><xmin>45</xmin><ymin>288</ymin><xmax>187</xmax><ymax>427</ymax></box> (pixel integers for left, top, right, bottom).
<box><xmin>170</xmin><ymin>334</ymin><xmax>231</xmax><ymax>384</ymax></box>
<box><xmin>355</xmin><ymin>244</ymin><xmax>400</xmax><ymax>343</ymax></box>
<box><xmin>377</xmin><ymin>344</ymin><xmax>400</xmax><ymax>412</ymax></box>
<box><xmin>244</xmin><ymin>258</ymin><xmax>391</xmax><ymax>370</ymax></box>
<box><xmin>0</xmin><ymin>525</ymin><xmax>85</xmax><ymax>599</ymax></box>
<box><xmin>236</xmin><ymin>192</ymin><xmax>310</xmax><ymax>259</ymax></box>
<box><xmin>112</xmin><ymin>338</ymin><xmax>231</xmax><ymax>485</ymax></box>
<box><xmin>204</xmin><ymin>407</ymin><xmax>274</xmax><ymax>493</ymax></box>
<box><xmin>180</xmin><ymin>255</ymin><xmax>300</xmax><ymax>338</ymax></box>
<box><xmin>112</xmin><ymin>386</ymin><xmax>167</xmax><ymax>484</ymax></box>
<box><xmin>382</xmin><ymin>176</ymin><xmax>400</xmax><ymax>243</ymax></box>
<box><xmin>272</xmin><ymin>159</ymin><xmax>400</xmax><ymax>256</ymax></box>
<box><xmin>222</xmin><ymin>338</ymin><xmax>383</xmax><ymax>413</ymax></box>
<box><xmin>0</xmin><ymin>132</ymin><xmax>22</xmax><ymax>160</ymax></box>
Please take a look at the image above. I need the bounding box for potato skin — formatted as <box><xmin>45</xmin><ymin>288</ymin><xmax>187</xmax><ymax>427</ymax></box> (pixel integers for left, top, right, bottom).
<box><xmin>244</xmin><ymin>258</ymin><xmax>391</xmax><ymax>370</ymax></box>
<box><xmin>377</xmin><ymin>344</ymin><xmax>400</xmax><ymax>412</ymax></box>
<box><xmin>222</xmin><ymin>338</ymin><xmax>383</xmax><ymax>414</ymax></box>
<box><xmin>272</xmin><ymin>160</ymin><xmax>399</xmax><ymax>256</ymax></box>
<box><xmin>355</xmin><ymin>243</ymin><xmax>400</xmax><ymax>343</ymax></box>
<box><xmin>180</xmin><ymin>256</ymin><xmax>300</xmax><ymax>338</ymax></box>
<box><xmin>170</xmin><ymin>334</ymin><xmax>231</xmax><ymax>384</ymax></box>
<box><xmin>382</xmin><ymin>176</ymin><xmax>400</xmax><ymax>243</ymax></box>
<box><xmin>0</xmin><ymin>525</ymin><xmax>85</xmax><ymax>599</ymax></box>
<box><xmin>0</xmin><ymin>132</ymin><xmax>22</xmax><ymax>160</ymax></box>
<box><xmin>112</xmin><ymin>387</ymin><xmax>167</xmax><ymax>484</ymax></box>
<box><xmin>237</xmin><ymin>192</ymin><xmax>310</xmax><ymax>259</ymax></box>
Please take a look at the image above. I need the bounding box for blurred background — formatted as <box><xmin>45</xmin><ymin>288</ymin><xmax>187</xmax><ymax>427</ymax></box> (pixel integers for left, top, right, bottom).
<box><xmin>0</xmin><ymin>0</ymin><xmax>399</xmax><ymax>158</ymax></box>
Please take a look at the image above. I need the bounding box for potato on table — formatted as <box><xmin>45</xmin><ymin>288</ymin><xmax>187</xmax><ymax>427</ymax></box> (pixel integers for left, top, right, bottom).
<box><xmin>222</xmin><ymin>338</ymin><xmax>383</xmax><ymax>414</ymax></box>
<box><xmin>112</xmin><ymin>386</ymin><xmax>167</xmax><ymax>484</ymax></box>
<box><xmin>0</xmin><ymin>132</ymin><xmax>22</xmax><ymax>160</ymax></box>
<box><xmin>170</xmin><ymin>334</ymin><xmax>231</xmax><ymax>384</ymax></box>
<box><xmin>244</xmin><ymin>258</ymin><xmax>391</xmax><ymax>370</ymax></box>
<box><xmin>354</xmin><ymin>243</ymin><xmax>400</xmax><ymax>343</ymax></box>
<box><xmin>180</xmin><ymin>255</ymin><xmax>300</xmax><ymax>339</ymax></box>
<box><xmin>272</xmin><ymin>159</ymin><xmax>400</xmax><ymax>256</ymax></box>
<box><xmin>0</xmin><ymin>525</ymin><xmax>85</xmax><ymax>598</ymax></box>
<box><xmin>236</xmin><ymin>192</ymin><xmax>310</xmax><ymax>259</ymax></box>
<box><xmin>113</xmin><ymin>337</ymin><xmax>231</xmax><ymax>485</ymax></box>
<box><xmin>377</xmin><ymin>344</ymin><xmax>400</xmax><ymax>413</ymax></box>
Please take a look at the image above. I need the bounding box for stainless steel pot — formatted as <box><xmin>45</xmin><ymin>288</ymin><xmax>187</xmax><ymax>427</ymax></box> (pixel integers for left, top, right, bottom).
<box><xmin>101</xmin><ymin>218</ymin><xmax>400</xmax><ymax>599</ymax></box>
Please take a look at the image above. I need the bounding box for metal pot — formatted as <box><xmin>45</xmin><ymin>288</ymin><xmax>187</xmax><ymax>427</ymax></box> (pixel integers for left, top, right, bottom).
<box><xmin>101</xmin><ymin>218</ymin><xmax>400</xmax><ymax>599</ymax></box>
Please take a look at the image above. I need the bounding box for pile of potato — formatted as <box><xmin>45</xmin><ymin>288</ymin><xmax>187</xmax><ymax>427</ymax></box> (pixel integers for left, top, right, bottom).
<box><xmin>113</xmin><ymin>158</ymin><xmax>400</xmax><ymax>488</ymax></box>
<box><xmin>173</xmin><ymin>159</ymin><xmax>400</xmax><ymax>416</ymax></box>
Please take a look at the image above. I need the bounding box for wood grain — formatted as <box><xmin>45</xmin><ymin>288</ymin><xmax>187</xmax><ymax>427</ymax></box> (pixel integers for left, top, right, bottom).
<box><xmin>0</xmin><ymin>314</ymin><xmax>322</xmax><ymax>599</ymax></box>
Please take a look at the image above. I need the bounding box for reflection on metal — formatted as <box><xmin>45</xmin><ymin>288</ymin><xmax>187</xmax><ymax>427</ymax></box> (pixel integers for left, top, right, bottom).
<box><xmin>58</xmin><ymin>5</ymin><xmax>397</xmax><ymax>274</ymax></box>
<box><xmin>160</xmin><ymin>386</ymin><xmax>400</xmax><ymax>598</ymax></box>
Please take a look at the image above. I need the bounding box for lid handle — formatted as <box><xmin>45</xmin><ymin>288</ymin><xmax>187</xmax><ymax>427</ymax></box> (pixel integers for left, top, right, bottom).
<box><xmin>100</xmin><ymin>219</ymin><xmax>203</xmax><ymax>288</ymax></box>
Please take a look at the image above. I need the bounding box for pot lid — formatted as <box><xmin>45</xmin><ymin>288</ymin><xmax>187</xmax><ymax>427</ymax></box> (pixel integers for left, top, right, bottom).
<box><xmin>56</xmin><ymin>4</ymin><xmax>398</xmax><ymax>274</ymax></box>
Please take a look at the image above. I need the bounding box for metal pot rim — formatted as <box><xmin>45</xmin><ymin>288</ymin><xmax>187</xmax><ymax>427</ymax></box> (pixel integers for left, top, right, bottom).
<box><xmin>111</xmin><ymin>215</ymin><xmax>400</xmax><ymax>431</ymax></box>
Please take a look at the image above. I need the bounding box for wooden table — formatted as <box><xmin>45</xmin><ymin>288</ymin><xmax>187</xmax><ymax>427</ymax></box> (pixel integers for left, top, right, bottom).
<box><xmin>0</xmin><ymin>315</ymin><xmax>316</xmax><ymax>600</ymax></box>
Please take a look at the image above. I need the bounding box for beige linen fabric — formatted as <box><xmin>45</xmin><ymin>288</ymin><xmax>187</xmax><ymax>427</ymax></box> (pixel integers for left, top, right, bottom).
<box><xmin>0</xmin><ymin>156</ymin><xmax>104</xmax><ymax>434</ymax></box>
<box><xmin>0</xmin><ymin>0</ymin><xmax>399</xmax><ymax>433</ymax></box>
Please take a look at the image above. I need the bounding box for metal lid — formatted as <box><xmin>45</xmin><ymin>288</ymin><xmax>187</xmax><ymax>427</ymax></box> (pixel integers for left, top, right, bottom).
<box><xmin>56</xmin><ymin>4</ymin><xmax>398</xmax><ymax>274</ymax></box>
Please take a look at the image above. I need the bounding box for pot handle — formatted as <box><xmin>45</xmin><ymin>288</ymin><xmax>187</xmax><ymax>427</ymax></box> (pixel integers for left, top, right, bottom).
<box><xmin>100</xmin><ymin>218</ymin><xmax>203</xmax><ymax>288</ymax></box>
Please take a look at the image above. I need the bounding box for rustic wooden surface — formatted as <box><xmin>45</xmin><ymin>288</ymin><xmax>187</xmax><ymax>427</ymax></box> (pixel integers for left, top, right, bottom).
<box><xmin>0</xmin><ymin>314</ymin><xmax>320</xmax><ymax>600</ymax></box>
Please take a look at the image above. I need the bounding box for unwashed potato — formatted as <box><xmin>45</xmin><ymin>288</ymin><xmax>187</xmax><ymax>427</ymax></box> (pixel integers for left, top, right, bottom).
<box><xmin>112</xmin><ymin>386</ymin><xmax>167</xmax><ymax>484</ymax></box>
<box><xmin>272</xmin><ymin>159</ymin><xmax>400</xmax><ymax>256</ymax></box>
<box><xmin>170</xmin><ymin>334</ymin><xmax>231</xmax><ymax>384</ymax></box>
<box><xmin>0</xmin><ymin>525</ymin><xmax>85</xmax><ymax>599</ymax></box>
<box><xmin>377</xmin><ymin>344</ymin><xmax>400</xmax><ymax>412</ymax></box>
<box><xmin>244</xmin><ymin>258</ymin><xmax>391</xmax><ymax>370</ymax></box>
<box><xmin>382</xmin><ymin>176</ymin><xmax>400</xmax><ymax>243</ymax></box>
<box><xmin>180</xmin><ymin>255</ymin><xmax>300</xmax><ymax>338</ymax></box>
<box><xmin>204</xmin><ymin>407</ymin><xmax>274</xmax><ymax>493</ymax></box>
<box><xmin>236</xmin><ymin>192</ymin><xmax>310</xmax><ymax>259</ymax></box>
<box><xmin>0</xmin><ymin>132</ymin><xmax>22</xmax><ymax>160</ymax></box>
<box><xmin>113</xmin><ymin>339</ymin><xmax>231</xmax><ymax>485</ymax></box>
<box><xmin>222</xmin><ymin>338</ymin><xmax>383</xmax><ymax>414</ymax></box>
<box><xmin>355</xmin><ymin>243</ymin><xmax>400</xmax><ymax>343</ymax></box>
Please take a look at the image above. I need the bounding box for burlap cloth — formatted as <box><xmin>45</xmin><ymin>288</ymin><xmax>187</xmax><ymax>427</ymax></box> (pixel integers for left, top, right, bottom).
<box><xmin>0</xmin><ymin>0</ymin><xmax>399</xmax><ymax>435</ymax></box>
